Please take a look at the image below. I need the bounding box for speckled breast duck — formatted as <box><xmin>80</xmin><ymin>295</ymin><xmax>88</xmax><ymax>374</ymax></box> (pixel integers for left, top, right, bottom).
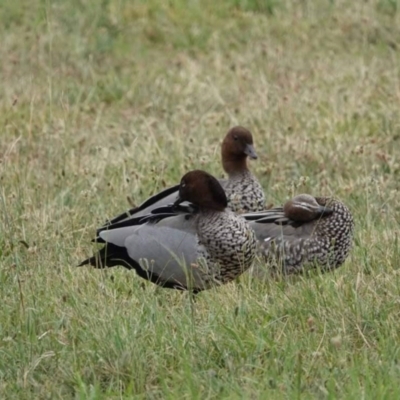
<box><xmin>79</xmin><ymin>170</ymin><xmax>258</xmax><ymax>293</ymax></box>
<box><xmin>81</xmin><ymin>193</ymin><xmax>353</xmax><ymax>281</ymax></box>
<box><xmin>245</xmin><ymin>194</ymin><xmax>354</xmax><ymax>274</ymax></box>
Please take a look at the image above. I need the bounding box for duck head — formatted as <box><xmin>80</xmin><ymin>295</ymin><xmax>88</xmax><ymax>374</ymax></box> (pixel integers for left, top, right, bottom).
<box><xmin>221</xmin><ymin>126</ymin><xmax>258</xmax><ymax>175</ymax></box>
<box><xmin>174</xmin><ymin>170</ymin><xmax>228</xmax><ymax>212</ymax></box>
<box><xmin>283</xmin><ymin>194</ymin><xmax>334</xmax><ymax>222</ymax></box>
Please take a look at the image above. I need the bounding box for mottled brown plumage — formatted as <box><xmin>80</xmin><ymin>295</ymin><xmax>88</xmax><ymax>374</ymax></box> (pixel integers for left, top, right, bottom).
<box><xmin>249</xmin><ymin>194</ymin><xmax>354</xmax><ymax>274</ymax></box>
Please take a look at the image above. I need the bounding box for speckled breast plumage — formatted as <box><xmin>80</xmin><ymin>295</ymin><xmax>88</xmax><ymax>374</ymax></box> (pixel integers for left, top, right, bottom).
<box><xmin>262</xmin><ymin>197</ymin><xmax>354</xmax><ymax>274</ymax></box>
<box><xmin>194</xmin><ymin>210</ymin><xmax>257</xmax><ymax>287</ymax></box>
<box><xmin>224</xmin><ymin>171</ymin><xmax>265</xmax><ymax>213</ymax></box>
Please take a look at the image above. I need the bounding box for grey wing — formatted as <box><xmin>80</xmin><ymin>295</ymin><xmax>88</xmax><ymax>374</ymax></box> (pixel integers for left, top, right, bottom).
<box><xmin>256</xmin><ymin>224</ymin><xmax>330</xmax><ymax>273</ymax></box>
<box><xmin>100</xmin><ymin>224</ymin><xmax>209</xmax><ymax>290</ymax></box>
<box><xmin>243</xmin><ymin>207</ymin><xmax>287</xmax><ymax>224</ymax></box>
<box><xmin>249</xmin><ymin>220</ymin><xmax>325</xmax><ymax>271</ymax></box>
<box><xmin>249</xmin><ymin>218</ymin><xmax>300</xmax><ymax>242</ymax></box>
<box><xmin>155</xmin><ymin>214</ymin><xmax>197</xmax><ymax>235</ymax></box>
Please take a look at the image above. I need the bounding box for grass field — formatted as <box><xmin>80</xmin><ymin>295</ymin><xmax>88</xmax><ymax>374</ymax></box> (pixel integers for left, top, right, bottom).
<box><xmin>1</xmin><ymin>0</ymin><xmax>400</xmax><ymax>398</ymax></box>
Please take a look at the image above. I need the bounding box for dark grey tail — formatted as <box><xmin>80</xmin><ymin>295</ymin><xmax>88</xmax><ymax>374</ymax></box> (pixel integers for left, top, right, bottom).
<box><xmin>78</xmin><ymin>243</ymin><xmax>203</xmax><ymax>293</ymax></box>
<box><xmin>78</xmin><ymin>244</ymin><xmax>135</xmax><ymax>270</ymax></box>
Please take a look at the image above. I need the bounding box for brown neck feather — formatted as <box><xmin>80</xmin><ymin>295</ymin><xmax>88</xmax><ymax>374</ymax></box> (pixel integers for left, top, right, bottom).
<box><xmin>199</xmin><ymin>204</ymin><xmax>225</xmax><ymax>213</ymax></box>
<box><xmin>222</xmin><ymin>155</ymin><xmax>248</xmax><ymax>176</ymax></box>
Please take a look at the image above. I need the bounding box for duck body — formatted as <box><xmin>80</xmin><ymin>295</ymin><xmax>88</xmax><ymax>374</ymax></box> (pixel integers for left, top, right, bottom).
<box><xmin>79</xmin><ymin>170</ymin><xmax>257</xmax><ymax>292</ymax></box>
<box><xmin>85</xmin><ymin>194</ymin><xmax>353</xmax><ymax>281</ymax></box>
<box><xmin>247</xmin><ymin>195</ymin><xmax>354</xmax><ymax>274</ymax></box>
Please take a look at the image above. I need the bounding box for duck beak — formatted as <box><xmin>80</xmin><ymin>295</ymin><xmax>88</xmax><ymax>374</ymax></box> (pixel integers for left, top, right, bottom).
<box><xmin>244</xmin><ymin>144</ymin><xmax>258</xmax><ymax>160</ymax></box>
<box><xmin>173</xmin><ymin>195</ymin><xmax>183</xmax><ymax>207</ymax></box>
<box><xmin>316</xmin><ymin>206</ymin><xmax>334</xmax><ymax>217</ymax></box>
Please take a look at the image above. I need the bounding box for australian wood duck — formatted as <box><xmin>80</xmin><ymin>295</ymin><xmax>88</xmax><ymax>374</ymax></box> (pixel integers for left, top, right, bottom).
<box><xmin>245</xmin><ymin>194</ymin><xmax>354</xmax><ymax>274</ymax></box>
<box><xmin>88</xmin><ymin>193</ymin><xmax>354</xmax><ymax>278</ymax></box>
<box><xmin>79</xmin><ymin>170</ymin><xmax>258</xmax><ymax>292</ymax></box>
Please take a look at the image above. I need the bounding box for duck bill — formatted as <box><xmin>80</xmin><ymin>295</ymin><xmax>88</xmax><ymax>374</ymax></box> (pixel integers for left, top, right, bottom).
<box><xmin>173</xmin><ymin>195</ymin><xmax>183</xmax><ymax>207</ymax></box>
<box><xmin>317</xmin><ymin>206</ymin><xmax>334</xmax><ymax>217</ymax></box>
<box><xmin>244</xmin><ymin>144</ymin><xmax>258</xmax><ymax>159</ymax></box>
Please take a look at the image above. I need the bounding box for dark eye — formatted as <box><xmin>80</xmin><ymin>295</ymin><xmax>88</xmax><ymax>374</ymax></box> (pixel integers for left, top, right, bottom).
<box><xmin>181</xmin><ymin>180</ymin><xmax>186</xmax><ymax>188</ymax></box>
<box><xmin>233</xmin><ymin>135</ymin><xmax>238</xmax><ymax>141</ymax></box>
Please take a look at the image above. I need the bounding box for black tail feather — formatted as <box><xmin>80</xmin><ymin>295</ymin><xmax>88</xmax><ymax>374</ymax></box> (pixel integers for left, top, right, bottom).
<box><xmin>78</xmin><ymin>244</ymin><xmax>135</xmax><ymax>270</ymax></box>
<box><xmin>78</xmin><ymin>244</ymin><xmax>199</xmax><ymax>292</ymax></box>
<box><xmin>101</xmin><ymin>184</ymin><xmax>180</xmax><ymax>228</ymax></box>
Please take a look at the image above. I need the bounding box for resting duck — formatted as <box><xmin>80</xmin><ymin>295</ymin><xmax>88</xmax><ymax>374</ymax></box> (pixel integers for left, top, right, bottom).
<box><xmin>245</xmin><ymin>194</ymin><xmax>354</xmax><ymax>274</ymax></box>
<box><xmin>80</xmin><ymin>192</ymin><xmax>354</xmax><ymax>286</ymax></box>
<box><xmin>101</xmin><ymin>126</ymin><xmax>265</xmax><ymax>231</ymax></box>
<box><xmin>79</xmin><ymin>170</ymin><xmax>258</xmax><ymax>293</ymax></box>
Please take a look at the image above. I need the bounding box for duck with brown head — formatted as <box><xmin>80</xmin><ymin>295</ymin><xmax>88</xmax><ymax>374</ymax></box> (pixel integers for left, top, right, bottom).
<box><xmin>79</xmin><ymin>170</ymin><xmax>258</xmax><ymax>292</ymax></box>
<box><xmin>98</xmin><ymin>192</ymin><xmax>354</xmax><ymax>277</ymax></box>
<box><xmin>99</xmin><ymin>126</ymin><xmax>264</xmax><ymax>235</ymax></box>
<box><xmin>221</xmin><ymin>126</ymin><xmax>265</xmax><ymax>213</ymax></box>
<box><xmin>175</xmin><ymin>170</ymin><xmax>228</xmax><ymax>212</ymax></box>
<box><xmin>283</xmin><ymin>194</ymin><xmax>334</xmax><ymax>222</ymax></box>
<box><xmin>248</xmin><ymin>194</ymin><xmax>354</xmax><ymax>274</ymax></box>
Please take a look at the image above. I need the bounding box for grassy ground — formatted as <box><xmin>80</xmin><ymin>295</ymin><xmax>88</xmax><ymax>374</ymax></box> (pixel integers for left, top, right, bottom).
<box><xmin>1</xmin><ymin>0</ymin><xmax>400</xmax><ymax>398</ymax></box>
